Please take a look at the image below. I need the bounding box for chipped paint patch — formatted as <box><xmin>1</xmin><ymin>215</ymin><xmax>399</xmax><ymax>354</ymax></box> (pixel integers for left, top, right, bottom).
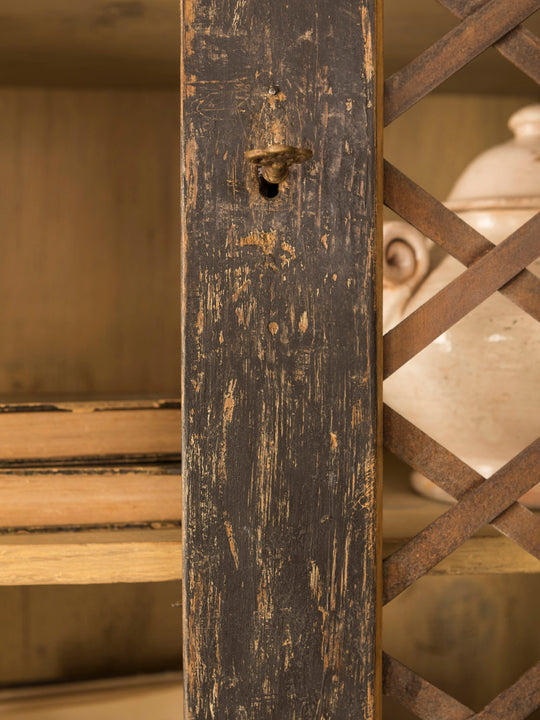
<box><xmin>238</xmin><ymin>231</ymin><xmax>277</xmax><ymax>255</ymax></box>
<box><xmin>298</xmin><ymin>311</ymin><xmax>308</xmax><ymax>334</ymax></box>
<box><xmin>268</xmin><ymin>321</ymin><xmax>279</xmax><ymax>335</ymax></box>
<box><xmin>280</xmin><ymin>241</ymin><xmax>296</xmax><ymax>267</ymax></box>
<box><xmin>196</xmin><ymin>307</ymin><xmax>204</xmax><ymax>335</ymax></box>
<box><xmin>224</xmin><ymin>518</ymin><xmax>240</xmax><ymax>570</ymax></box>
<box><xmin>223</xmin><ymin>379</ymin><xmax>237</xmax><ymax>425</ymax></box>
<box><xmin>361</xmin><ymin>6</ymin><xmax>374</xmax><ymax>81</ymax></box>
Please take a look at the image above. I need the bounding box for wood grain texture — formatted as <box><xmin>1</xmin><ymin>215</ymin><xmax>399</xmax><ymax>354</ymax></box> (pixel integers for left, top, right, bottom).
<box><xmin>0</xmin><ymin>583</ymin><xmax>182</xmax><ymax>685</ymax></box>
<box><xmin>0</xmin><ymin>401</ymin><xmax>181</xmax><ymax>465</ymax></box>
<box><xmin>0</xmin><ymin>674</ymin><xmax>183</xmax><ymax>719</ymax></box>
<box><xmin>182</xmin><ymin>0</ymin><xmax>382</xmax><ymax>717</ymax></box>
<box><xmin>0</xmin><ymin>465</ymin><xmax>181</xmax><ymax>528</ymax></box>
<box><xmin>0</xmin><ymin>88</ymin><xmax>180</xmax><ymax>399</ymax></box>
<box><xmin>0</xmin><ymin>528</ymin><xmax>180</xmax><ymax>585</ymax></box>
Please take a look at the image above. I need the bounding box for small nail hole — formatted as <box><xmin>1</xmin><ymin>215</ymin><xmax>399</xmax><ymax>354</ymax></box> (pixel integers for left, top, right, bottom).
<box><xmin>258</xmin><ymin>168</ymin><xmax>279</xmax><ymax>199</ymax></box>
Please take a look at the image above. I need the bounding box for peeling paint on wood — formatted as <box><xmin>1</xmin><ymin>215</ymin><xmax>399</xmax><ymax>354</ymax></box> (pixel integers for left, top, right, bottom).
<box><xmin>181</xmin><ymin>0</ymin><xmax>382</xmax><ymax>716</ymax></box>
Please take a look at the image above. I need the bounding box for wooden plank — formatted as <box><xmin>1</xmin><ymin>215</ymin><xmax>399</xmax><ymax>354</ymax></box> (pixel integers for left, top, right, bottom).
<box><xmin>0</xmin><ymin>528</ymin><xmax>181</xmax><ymax>585</ymax></box>
<box><xmin>1</xmin><ymin>522</ymin><xmax>530</xmax><ymax>588</ymax></box>
<box><xmin>0</xmin><ymin>674</ymin><xmax>183</xmax><ymax>719</ymax></box>
<box><xmin>0</xmin><ymin>466</ymin><xmax>181</xmax><ymax>528</ymax></box>
<box><xmin>182</xmin><ymin>0</ymin><xmax>382</xmax><ymax>716</ymax></box>
<box><xmin>0</xmin><ymin>401</ymin><xmax>181</xmax><ymax>465</ymax></box>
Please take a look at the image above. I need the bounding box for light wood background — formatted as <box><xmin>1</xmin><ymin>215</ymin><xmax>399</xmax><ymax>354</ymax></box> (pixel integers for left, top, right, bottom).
<box><xmin>0</xmin><ymin>88</ymin><xmax>180</xmax><ymax>400</ymax></box>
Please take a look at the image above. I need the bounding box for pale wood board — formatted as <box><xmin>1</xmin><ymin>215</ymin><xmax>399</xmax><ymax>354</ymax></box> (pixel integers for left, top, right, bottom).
<box><xmin>1</xmin><ymin>458</ymin><xmax>535</xmax><ymax>577</ymax></box>
<box><xmin>0</xmin><ymin>675</ymin><xmax>183</xmax><ymax>719</ymax></box>
<box><xmin>0</xmin><ymin>528</ymin><xmax>181</xmax><ymax>585</ymax></box>
<box><xmin>0</xmin><ymin>466</ymin><xmax>181</xmax><ymax>527</ymax></box>
<box><xmin>0</xmin><ymin>88</ymin><xmax>180</xmax><ymax>399</ymax></box>
<box><xmin>0</xmin><ymin>405</ymin><xmax>181</xmax><ymax>463</ymax></box>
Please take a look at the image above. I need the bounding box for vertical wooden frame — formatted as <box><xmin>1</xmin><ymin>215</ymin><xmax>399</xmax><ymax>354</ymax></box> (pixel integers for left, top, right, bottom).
<box><xmin>181</xmin><ymin>0</ymin><xmax>382</xmax><ymax>716</ymax></box>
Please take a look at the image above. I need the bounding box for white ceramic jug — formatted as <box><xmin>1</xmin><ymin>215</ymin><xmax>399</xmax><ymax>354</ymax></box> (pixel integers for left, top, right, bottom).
<box><xmin>383</xmin><ymin>105</ymin><xmax>540</xmax><ymax>507</ymax></box>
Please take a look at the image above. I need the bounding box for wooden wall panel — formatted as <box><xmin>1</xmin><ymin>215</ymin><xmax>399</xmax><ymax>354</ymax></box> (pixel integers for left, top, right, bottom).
<box><xmin>182</xmin><ymin>0</ymin><xmax>382</xmax><ymax>716</ymax></box>
<box><xmin>0</xmin><ymin>583</ymin><xmax>181</xmax><ymax>687</ymax></box>
<box><xmin>0</xmin><ymin>88</ymin><xmax>180</xmax><ymax>400</ymax></box>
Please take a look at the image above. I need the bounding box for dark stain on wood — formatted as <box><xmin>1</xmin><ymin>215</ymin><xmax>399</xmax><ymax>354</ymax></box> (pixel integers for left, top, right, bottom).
<box><xmin>182</xmin><ymin>0</ymin><xmax>382</xmax><ymax>716</ymax></box>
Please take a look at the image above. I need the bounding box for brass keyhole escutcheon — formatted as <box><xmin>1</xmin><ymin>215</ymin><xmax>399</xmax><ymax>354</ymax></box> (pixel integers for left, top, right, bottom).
<box><xmin>245</xmin><ymin>144</ymin><xmax>313</xmax><ymax>185</ymax></box>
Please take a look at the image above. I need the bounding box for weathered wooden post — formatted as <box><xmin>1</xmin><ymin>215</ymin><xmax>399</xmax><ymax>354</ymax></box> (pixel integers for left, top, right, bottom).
<box><xmin>181</xmin><ymin>0</ymin><xmax>382</xmax><ymax>715</ymax></box>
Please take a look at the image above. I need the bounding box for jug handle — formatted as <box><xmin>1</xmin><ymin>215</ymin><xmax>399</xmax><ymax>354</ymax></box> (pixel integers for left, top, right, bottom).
<box><xmin>382</xmin><ymin>221</ymin><xmax>430</xmax><ymax>330</ymax></box>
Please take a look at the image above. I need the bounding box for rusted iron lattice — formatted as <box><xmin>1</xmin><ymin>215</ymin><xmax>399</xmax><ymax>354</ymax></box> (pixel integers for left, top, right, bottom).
<box><xmin>382</xmin><ymin>0</ymin><xmax>540</xmax><ymax>717</ymax></box>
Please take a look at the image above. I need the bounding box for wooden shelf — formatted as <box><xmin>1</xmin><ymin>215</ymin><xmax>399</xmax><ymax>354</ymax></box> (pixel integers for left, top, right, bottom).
<box><xmin>0</xmin><ymin>407</ymin><xmax>534</xmax><ymax>585</ymax></box>
<box><xmin>0</xmin><ymin>527</ymin><xmax>180</xmax><ymax>585</ymax></box>
<box><xmin>0</xmin><ymin>400</ymin><xmax>181</xmax><ymax>466</ymax></box>
<box><xmin>0</xmin><ymin>0</ymin><xmax>537</xmax><ymax>91</ymax></box>
<box><xmin>0</xmin><ymin>467</ymin><xmax>536</xmax><ymax>584</ymax></box>
<box><xmin>0</xmin><ymin>673</ymin><xmax>183</xmax><ymax>719</ymax></box>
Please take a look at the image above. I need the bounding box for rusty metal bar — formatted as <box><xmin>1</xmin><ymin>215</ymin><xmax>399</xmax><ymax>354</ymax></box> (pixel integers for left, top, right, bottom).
<box><xmin>383</xmin><ymin>438</ymin><xmax>540</xmax><ymax>604</ymax></box>
<box><xmin>383</xmin><ymin>212</ymin><xmax>540</xmax><ymax>379</ymax></box>
<box><xmin>383</xmin><ymin>653</ymin><xmax>472</xmax><ymax>720</ymax></box>
<box><xmin>438</xmin><ymin>0</ymin><xmax>540</xmax><ymax>84</ymax></box>
<box><xmin>475</xmin><ymin>662</ymin><xmax>540</xmax><ymax>719</ymax></box>
<box><xmin>384</xmin><ymin>162</ymin><xmax>540</xmax><ymax>324</ymax></box>
<box><xmin>384</xmin><ymin>0</ymin><xmax>539</xmax><ymax>125</ymax></box>
<box><xmin>383</xmin><ymin>405</ymin><xmax>540</xmax><ymax>559</ymax></box>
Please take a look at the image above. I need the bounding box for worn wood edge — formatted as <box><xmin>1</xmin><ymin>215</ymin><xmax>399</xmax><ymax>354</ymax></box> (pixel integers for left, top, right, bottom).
<box><xmin>0</xmin><ymin>466</ymin><xmax>181</xmax><ymax>528</ymax></box>
<box><xmin>374</xmin><ymin>0</ymin><xmax>385</xmax><ymax>715</ymax></box>
<box><xmin>383</xmin><ymin>536</ymin><xmax>540</xmax><ymax>575</ymax></box>
<box><xmin>0</xmin><ymin>528</ymin><xmax>182</xmax><ymax>585</ymax></box>
<box><xmin>0</xmin><ymin>674</ymin><xmax>183</xmax><ymax>718</ymax></box>
<box><xmin>0</xmin><ymin>398</ymin><xmax>181</xmax><ymax>413</ymax></box>
<box><xmin>0</xmin><ymin>407</ymin><xmax>182</xmax><ymax>464</ymax></box>
<box><xmin>0</xmin><ymin>672</ymin><xmax>183</xmax><ymax>704</ymax></box>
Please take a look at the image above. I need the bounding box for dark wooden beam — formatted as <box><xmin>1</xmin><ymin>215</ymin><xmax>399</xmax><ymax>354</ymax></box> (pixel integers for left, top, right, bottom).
<box><xmin>181</xmin><ymin>0</ymin><xmax>382</xmax><ymax>716</ymax></box>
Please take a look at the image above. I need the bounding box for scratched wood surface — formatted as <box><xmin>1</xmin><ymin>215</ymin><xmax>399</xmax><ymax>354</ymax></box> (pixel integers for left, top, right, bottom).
<box><xmin>182</xmin><ymin>0</ymin><xmax>382</xmax><ymax>717</ymax></box>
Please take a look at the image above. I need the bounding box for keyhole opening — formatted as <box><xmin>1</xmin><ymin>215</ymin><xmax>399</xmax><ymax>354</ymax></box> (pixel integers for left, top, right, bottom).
<box><xmin>258</xmin><ymin>168</ymin><xmax>279</xmax><ymax>199</ymax></box>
